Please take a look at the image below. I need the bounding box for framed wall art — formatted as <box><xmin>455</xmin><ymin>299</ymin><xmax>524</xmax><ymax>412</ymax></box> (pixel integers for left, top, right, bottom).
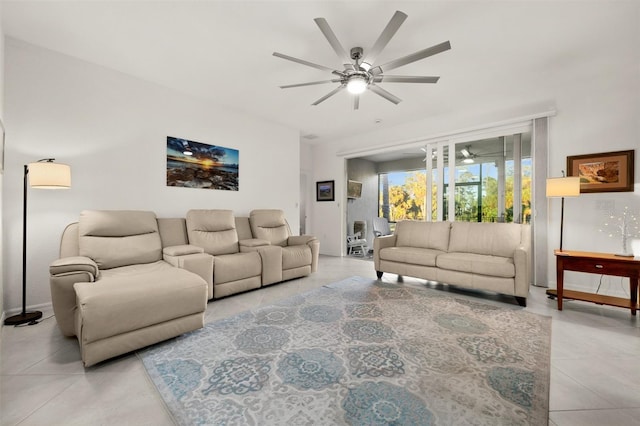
<box><xmin>166</xmin><ymin>136</ymin><xmax>239</xmax><ymax>191</ymax></box>
<box><xmin>567</xmin><ymin>149</ymin><xmax>634</xmax><ymax>193</ymax></box>
<box><xmin>316</xmin><ymin>180</ymin><xmax>335</xmax><ymax>201</ymax></box>
<box><xmin>347</xmin><ymin>180</ymin><xmax>362</xmax><ymax>199</ymax></box>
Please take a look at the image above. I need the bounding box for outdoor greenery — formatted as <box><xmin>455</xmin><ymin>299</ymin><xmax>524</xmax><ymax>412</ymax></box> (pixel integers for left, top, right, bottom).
<box><xmin>379</xmin><ymin>161</ymin><xmax>532</xmax><ymax>224</ymax></box>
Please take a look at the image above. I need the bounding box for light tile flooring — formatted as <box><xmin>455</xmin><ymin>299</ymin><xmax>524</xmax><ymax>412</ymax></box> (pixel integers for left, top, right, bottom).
<box><xmin>1</xmin><ymin>255</ymin><xmax>639</xmax><ymax>425</ymax></box>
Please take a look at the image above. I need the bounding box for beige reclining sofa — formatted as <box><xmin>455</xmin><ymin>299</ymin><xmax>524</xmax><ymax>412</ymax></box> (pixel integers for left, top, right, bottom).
<box><xmin>184</xmin><ymin>209</ymin><xmax>319</xmax><ymax>298</ymax></box>
<box><xmin>374</xmin><ymin>220</ymin><xmax>531</xmax><ymax>306</ymax></box>
<box><xmin>49</xmin><ymin>209</ymin><xmax>319</xmax><ymax>366</ymax></box>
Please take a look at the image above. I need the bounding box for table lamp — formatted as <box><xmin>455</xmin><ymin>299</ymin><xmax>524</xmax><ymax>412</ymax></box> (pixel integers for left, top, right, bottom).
<box><xmin>546</xmin><ymin>173</ymin><xmax>580</xmax><ymax>252</ymax></box>
<box><xmin>4</xmin><ymin>159</ymin><xmax>71</xmax><ymax>326</ymax></box>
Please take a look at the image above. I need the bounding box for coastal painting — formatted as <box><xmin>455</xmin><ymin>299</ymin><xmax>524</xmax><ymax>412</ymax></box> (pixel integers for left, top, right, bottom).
<box><xmin>167</xmin><ymin>136</ymin><xmax>239</xmax><ymax>191</ymax></box>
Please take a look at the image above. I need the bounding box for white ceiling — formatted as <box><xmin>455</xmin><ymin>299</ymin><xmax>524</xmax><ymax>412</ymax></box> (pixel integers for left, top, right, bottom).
<box><xmin>1</xmin><ymin>1</ymin><xmax>623</xmax><ymax>151</ymax></box>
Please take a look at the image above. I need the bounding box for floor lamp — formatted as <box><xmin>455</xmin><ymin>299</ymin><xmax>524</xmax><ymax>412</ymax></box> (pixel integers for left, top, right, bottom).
<box><xmin>4</xmin><ymin>159</ymin><xmax>71</xmax><ymax>326</ymax></box>
<box><xmin>546</xmin><ymin>174</ymin><xmax>580</xmax><ymax>252</ymax></box>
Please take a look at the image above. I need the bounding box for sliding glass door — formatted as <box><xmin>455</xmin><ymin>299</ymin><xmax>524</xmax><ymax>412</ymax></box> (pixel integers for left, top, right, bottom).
<box><xmin>378</xmin><ymin>132</ymin><xmax>531</xmax><ymax>225</ymax></box>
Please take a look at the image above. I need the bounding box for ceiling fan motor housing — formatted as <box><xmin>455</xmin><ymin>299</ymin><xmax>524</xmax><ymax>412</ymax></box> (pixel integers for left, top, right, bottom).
<box><xmin>350</xmin><ymin>47</ymin><xmax>364</xmax><ymax>61</ymax></box>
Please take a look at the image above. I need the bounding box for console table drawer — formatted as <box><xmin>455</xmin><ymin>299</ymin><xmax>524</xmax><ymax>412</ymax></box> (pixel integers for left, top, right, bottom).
<box><xmin>561</xmin><ymin>258</ymin><xmax>638</xmax><ymax>277</ymax></box>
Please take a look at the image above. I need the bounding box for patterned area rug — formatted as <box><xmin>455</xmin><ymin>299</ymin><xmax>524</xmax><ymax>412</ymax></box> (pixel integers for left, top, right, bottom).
<box><xmin>139</xmin><ymin>276</ymin><xmax>551</xmax><ymax>425</ymax></box>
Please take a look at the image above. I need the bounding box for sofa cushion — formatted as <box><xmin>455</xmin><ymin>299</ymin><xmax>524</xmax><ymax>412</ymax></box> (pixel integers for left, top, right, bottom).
<box><xmin>74</xmin><ymin>264</ymin><xmax>206</xmax><ymax>344</ymax></box>
<box><xmin>448</xmin><ymin>222</ymin><xmax>522</xmax><ymax>258</ymax></box>
<box><xmin>379</xmin><ymin>247</ymin><xmax>442</xmax><ymax>267</ymax></box>
<box><xmin>213</xmin><ymin>252</ymin><xmax>262</xmax><ymax>284</ymax></box>
<box><xmin>78</xmin><ymin>210</ymin><xmax>162</xmax><ymax>270</ymax></box>
<box><xmin>395</xmin><ymin>220</ymin><xmax>451</xmax><ymax>252</ymax></box>
<box><xmin>99</xmin><ymin>260</ymin><xmax>175</xmax><ymax>279</ymax></box>
<box><xmin>436</xmin><ymin>252</ymin><xmax>515</xmax><ymax>278</ymax></box>
<box><xmin>186</xmin><ymin>210</ymin><xmax>239</xmax><ymax>255</ymax></box>
<box><xmin>157</xmin><ymin>218</ymin><xmax>189</xmax><ymax>247</ymax></box>
<box><xmin>250</xmin><ymin>209</ymin><xmax>290</xmax><ymax>247</ymax></box>
<box><xmin>235</xmin><ymin>216</ymin><xmax>254</xmax><ymax>240</ymax></box>
<box><xmin>282</xmin><ymin>245</ymin><xmax>312</xmax><ymax>270</ymax></box>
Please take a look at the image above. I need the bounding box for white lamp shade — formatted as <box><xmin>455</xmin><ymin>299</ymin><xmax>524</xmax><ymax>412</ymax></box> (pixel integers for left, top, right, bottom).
<box><xmin>28</xmin><ymin>162</ymin><xmax>71</xmax><ymax>189</ymax></box>
<box><xmin>546</xmin><ymin>176</ymin><xmax>580</xmax><ymax>197</ymax></box>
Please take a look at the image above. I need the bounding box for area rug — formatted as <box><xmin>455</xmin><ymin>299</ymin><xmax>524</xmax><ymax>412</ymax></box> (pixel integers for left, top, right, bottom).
<box><xmin>139</xmin><ymin>276</ymin><xmax>551</xmax><ymax>425</ymax></box>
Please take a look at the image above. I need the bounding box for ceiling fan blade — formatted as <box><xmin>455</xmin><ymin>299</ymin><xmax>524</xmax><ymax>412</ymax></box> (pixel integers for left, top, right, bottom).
<box><xmin>273</xmin><ymin>52</ymin><xmax>337</xmax><ymax>73</ymax></box>
<box><xmin>312</xmin><ymin>85</ymin><xmax>345</xmax><ymax>106</ymax></box>
<box><xmin>368</xmin><ymin>84</ymin><xmax>402</xmax><ymax>105</ymax></box>
<box><xmin>353</xmin><ymin>95</ymin><xmax>360</xmax><ymax>110</ymax></box>
<box><xmin>371</xmin><ymin>40</ymin><xmax>451</xmax><ymax>75</ymax></box>
<box><xmin>362</xmin><ymin>11</ymin><xmax>408</xmax><ymax>69</ymax></box>
<box><xmin>314</xmin><ymin>18</ymin><xmax>351</xmax><ymax>64</ymax></box>
<box><xmin>280</xmin><ymin>79</ymin><xmax>341</xmax><ymax>89</ymax></box>
<box><xmin>373</xmin><ymin>75</ymin><xmax>440</xmax><ymax>84</ymax></box>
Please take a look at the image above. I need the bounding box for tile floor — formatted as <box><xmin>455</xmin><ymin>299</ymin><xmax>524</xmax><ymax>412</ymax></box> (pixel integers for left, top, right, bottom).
<box><xmin>1</xmin><ymin>255</ymin><xmax>639</xmax><ymax>425</ymax></box>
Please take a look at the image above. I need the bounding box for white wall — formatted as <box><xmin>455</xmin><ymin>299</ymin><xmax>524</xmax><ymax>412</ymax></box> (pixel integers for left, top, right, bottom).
<box><xmin>311</xmin><ymin>143</ymin><xmax>345</xmax><ymax>255</ymax></box>
<box><xmin>300</xmin><ymin>141</ymin><xmax>313</xmax><ymax>236</ymax></box>
<box><xmin>0</xmin><ymin>3</ymin><xmax>5</xmax><ymax>322</ymax></box>
<box><xmin>311</xmin><ymin>2</ymin><xmax>640</xmax><ymax>297</ymax></box>
<box><xmin>2</xmin><ymin>39</ymin><xmax>300</xmax><ymax>313</ymax></box>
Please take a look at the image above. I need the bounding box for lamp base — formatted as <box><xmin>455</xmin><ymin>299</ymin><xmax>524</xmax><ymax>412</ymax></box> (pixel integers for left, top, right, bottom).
<box><xmin>4</xmin><ymin>311</ymin><xmax>42</xmax><ymax>326</ymax></box>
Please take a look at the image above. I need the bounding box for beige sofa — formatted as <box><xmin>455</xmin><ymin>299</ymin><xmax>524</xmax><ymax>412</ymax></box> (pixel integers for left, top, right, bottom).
<box><xmin>374</xmin><ymin>220</ymin><xmax>531</xmax><ymax>306</ymax></box>
<box><xmin>49</xmin><ymin>209</ymin><xmax>319</xmax><ymax>366</ymax></box>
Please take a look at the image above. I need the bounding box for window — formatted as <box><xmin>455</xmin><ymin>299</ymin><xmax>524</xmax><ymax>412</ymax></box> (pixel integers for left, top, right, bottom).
<box><xmin>378</xmin><ymin>133</ymin><xmax>532</xmax><ymax>224</ymax></box>
<box><xmin>379</xmin><ymin>170</ymin><xmax>426</xmax><ymax>221</ymax></box>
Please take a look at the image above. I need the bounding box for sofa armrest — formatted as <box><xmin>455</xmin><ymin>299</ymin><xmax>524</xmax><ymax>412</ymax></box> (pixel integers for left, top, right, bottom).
<box><xmin>163</xmin><ymin>244</ymin><xmax>204</xmax><ymax>257</ymax></box>
<box><xmin>373</xmin><ymin>234</ymin><xmax>398</xmax><ymax>270</ymax></box>
<box><xmin>49</xmin><ymin>256</ymin><xmax>99</xmax><ymax>337</ymax></box>
<box><xmin>288</xmin><ymin>235</ymin><xmax>319</xmax><ymax>273</ymax></box>
<box><xmin>163</xmin><ymin>247</ymin><xmax>214</xmax><ymax>299</ymax></box>
<box><xmin>254</xmin><ymin>245</ymin><xmax>283</xmax><ymax>285</ymax></box>
<box><xmin>513</xmin><ymin>245</ymin><xmax>531</xmax><ymax>298</ymax></box>
<box><xmin>239</xmin><ymin>238</ymin><xmax>271</xmax><ymax>252</ymax></box>
<box><xmin>50</xmin><ymin>256</ymin><xmax>99</xmax><ymax>278</ymax></box>
<box><xmin>288</xmin><ymin>235</ymin><xmax>316</xmax><ymax>246</ymax></box>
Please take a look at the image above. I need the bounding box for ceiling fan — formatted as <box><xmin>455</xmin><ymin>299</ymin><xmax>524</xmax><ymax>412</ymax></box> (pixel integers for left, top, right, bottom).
<box><xmin>458</xmin><ymin>146</ymin><xmax>508</xmax><ymax>163</ymax></box>
<box><xmin>273</xmin><ymin>11</ymin><xmax>451</xmax><ymax>110</ymax></box>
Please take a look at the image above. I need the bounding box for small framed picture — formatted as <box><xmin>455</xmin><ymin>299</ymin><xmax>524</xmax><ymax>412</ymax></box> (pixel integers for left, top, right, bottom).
<box><xmin>316</xmin><ymin>180</ymin><xmax>335</xmax><ymax>201</ymax></box>
<box><xmin>567</xmin><ymin>150</ymin><xmax>634</xmax><ymax>193</ymax></box>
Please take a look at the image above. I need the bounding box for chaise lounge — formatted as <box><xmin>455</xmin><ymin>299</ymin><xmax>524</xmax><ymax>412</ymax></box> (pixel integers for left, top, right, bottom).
<box><xmin>49</xmin><ymin>210</ymin><xmax>210</xmax><ymax>367</ymax></box>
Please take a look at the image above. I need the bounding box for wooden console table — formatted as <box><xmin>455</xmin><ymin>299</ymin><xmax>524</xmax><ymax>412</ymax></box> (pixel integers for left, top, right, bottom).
<box><xmin>547</xmin><ymin>250</ymin><xmax>639</xmax><ymax>315</ymax></box>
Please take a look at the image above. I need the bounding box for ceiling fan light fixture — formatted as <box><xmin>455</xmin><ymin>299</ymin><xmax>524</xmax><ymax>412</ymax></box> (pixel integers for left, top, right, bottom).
<box><xmin>463</xmin><ymin>158</ymin><xmax>474</xmax><ymax>164</ymax></box>
<box><xmin>347</xmin><ymin>75</ymin><xmax>368</xmax><ymax>94</ymax></box>
<box><xmin>274</xmin><ymin>11</ymin><xmax>451</xmax><ymax>108</ymax></box>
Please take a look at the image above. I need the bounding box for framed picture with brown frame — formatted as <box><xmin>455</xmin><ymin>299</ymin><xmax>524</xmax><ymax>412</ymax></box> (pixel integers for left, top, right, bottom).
<box><xmin>316</xmin><ymin>180</ymin><xmax>335</xmax><ymax>201</ymax></box>
<box><xmin>567</xmin><ymin>150</ymin><xmax>634</xmax><ymax>193</ymax></box>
